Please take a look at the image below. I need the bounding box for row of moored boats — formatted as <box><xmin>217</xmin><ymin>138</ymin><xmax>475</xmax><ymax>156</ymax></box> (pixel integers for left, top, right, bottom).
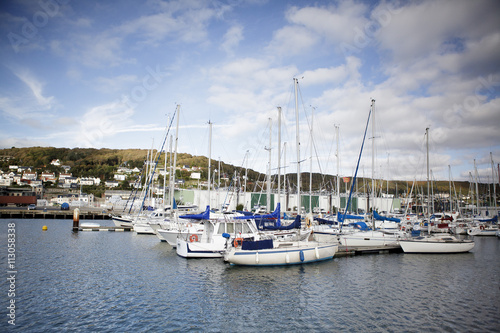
<box><xmin>110</xmin><ymin>204</ymin><xmax>499</xmax><ymax>266</ymax></box>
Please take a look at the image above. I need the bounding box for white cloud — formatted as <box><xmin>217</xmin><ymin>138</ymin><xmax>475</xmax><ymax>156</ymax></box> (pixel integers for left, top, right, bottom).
<box><xmin>13</xmin><ymin>70</ymin><xmax>54</xmax><ymax>106</ymax></box>
<box><xmin>221</xmin><ymin>25</ymin><xmax>243</xmax><ymax>56</ymax></box>
<box><xmin>78</xmin><ymin>101</ymin><xmax>135</xmax><ymax>148</ymax></box>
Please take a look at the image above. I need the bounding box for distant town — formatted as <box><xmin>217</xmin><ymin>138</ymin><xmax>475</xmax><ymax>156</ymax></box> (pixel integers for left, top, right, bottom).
<box><xmin>0</xmin><ymin>147</ymin><xmax>497</xmax><ymax>215</ymax></box>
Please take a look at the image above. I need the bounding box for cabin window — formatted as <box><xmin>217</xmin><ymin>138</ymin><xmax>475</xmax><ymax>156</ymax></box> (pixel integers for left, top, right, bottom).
<box><xmin>217</xmin><ymin>223</ymin><xmax>225</xmax><ymax>234</ymax></box>
<box><xmin>227</xmin><ymin>223</ymin><xmax>234</xmax><ymax>234</ymax></box>
<box><xmin>242</xmin><ymin>223</ymin><xmax>251</xmax><ymax>234</ymax></box>
<box><xmin>235</xmin><ymin>223</ymin><xmax>242</xmax><ymax>234</ymax></box>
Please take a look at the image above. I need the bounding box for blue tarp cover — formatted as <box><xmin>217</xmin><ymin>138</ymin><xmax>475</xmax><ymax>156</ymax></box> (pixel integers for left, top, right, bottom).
<box><xmin>478</xmin><ymin>215</ymin><xmax>498</xmax><ymax>223</ymax></box>
<box><xmin>350</xmin><ymin>221</ymin><xmax>370</xmax><ymax>231</ymax></box>
<box><xmin>179</xmin><ymin>205</ymin><xmax>210</xmax><ymax>220</ymax></box>
<box><xmin>316</xmin><ymin>217</ymin><xmax>339</xmax><ymax>225</ymax></box>
<box><xmin>241</xmin><ymin>238</ymin><xmax>274</xmax><ymax>250</ymax></box>
<box><xmin>259</xmin><ymin>214</ymin><xmax>301</xmax><ymax>230</ymax></box>
<box><xmin>373</xmin><ymin>210</ymin><xmax>401</xmax><ymax>222</ymax></box>
<box><xmin>338</xmin><ymin>212</ymin><xmax>364</xmax><ymax>222</ymax></box>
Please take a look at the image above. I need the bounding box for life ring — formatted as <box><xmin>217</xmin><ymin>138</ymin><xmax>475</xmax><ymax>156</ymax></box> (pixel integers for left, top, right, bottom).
<box><xmin>233</xmin><ymin>237</ymin><xmax>243</xmax><ymax>247</ymax></box>
<box><xmin>189</xmin><ymin>234</ymin><xmax>198</xmax><ymax>242</ymax></box>
<box><xmin>480</xmin><ymin>225</ymin><xmax>485</xmax><ymax>230</ymax></box>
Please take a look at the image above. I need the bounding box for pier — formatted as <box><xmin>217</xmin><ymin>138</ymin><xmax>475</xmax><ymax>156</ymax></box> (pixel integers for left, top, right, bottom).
<box><xmin>0</xmin><ymin>208</ymin><xmax>111</xmax><ymax>220</ymax></box>
<box><xmin>78</xmin><ymin>226</ymin><xmax>133</xmax><ymax>232</ymax></box>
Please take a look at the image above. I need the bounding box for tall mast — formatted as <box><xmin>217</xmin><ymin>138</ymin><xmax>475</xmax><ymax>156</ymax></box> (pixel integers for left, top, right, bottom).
<box><xmin>266</xmin><ymin>117</ymin><xmax>272</xmax><ymax>212</ymax></box>
<box><xmin>474</xmin><ymin>159</ymin><xmax>480</xmax><ymax>216</ymax></box>
<box><xmin>217</xmin><ymin>157</ymin><xmax>221</xmax><ymax>210</ymax></box>
<box><xmin>277</xmin><ymin>107</ymin><xmax>282</xmax><ymax>209</ymax></box>
<box><xmin>310</xmin><ymin>107</ymin><xmax>314</xmax><ymax>214</ymax></box>
<box><xmin>426</xmin><ymin>127</ymin><xmax>430</xmax><ymax>233</ymax></box>
<box><xmin>336</xmin><ymin>125</ymin><xmax>340</xmax><ymax>213</ymax></box>
<box><xmin>170</xmin><ymin>105</ymin><xmax>180</xmax><ymax>212</ymax></box>
<box><xmin>244</xmin><ymin>150</ymin><xmax>248</xmax><ymax>193</ymax></box>
<box><xmin>294</xmin><ymin>78</ymin><xmax>301</xmax><ymax>215</ymax></box>
<box><xmin>284</xmin><ymin>142</ymin><xmax>287</xmax><ymax>211</ymax></box>
<box><xmin>371</xmin><ymin>99</ymin><xmax>376</xmax><ymax>229</ymax></box>
<box><xmin>165</xmin><ymin>134</ymin><xmax>171</xmax><ymax>211</ymax></box>
<box><xmin>208</xmin><ymin>121</ymin><xmax>212</xmax><ymax>208</ymax></box>
<box><xmin>448</xmin><ymin>165</ymin><xmax>452</xmax><ymax>212</ymax></box>
<box><xmin>491</xmin><ymin>153</ymin><xmax>497</xmax><ymax>216</ymax></box>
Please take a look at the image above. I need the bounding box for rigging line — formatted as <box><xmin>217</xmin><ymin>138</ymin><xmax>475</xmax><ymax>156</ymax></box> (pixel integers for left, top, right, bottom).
<box><xmin>340</xmin><ymin>105</ymin><xmax>372</xmax><ymax>231</ymax></box>
<box><xmin>137</xmin><ymin>109</ymin><xmax>177</xmax><ymax>217</ymax></box>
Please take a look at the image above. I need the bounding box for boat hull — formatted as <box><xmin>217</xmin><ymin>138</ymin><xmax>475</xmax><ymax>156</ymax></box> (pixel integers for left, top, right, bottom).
<box><xmin>157</xmin><ymin>229</ymin><xmax>203</xmax><ymax>247</ymax></box>
<box><xmin>339</xmin><ymin>231</ymin><xmax>400</xmax><ymax>248</ymax></box>
<box><xmin>176</xmin><ymin>238</ymin><xmax>226</xmax><ymax>258</ymax></box>
<box><xmin>133</xmin><ymin>223</ymin><xmax>156</xmax><ymax>235</ymax></box>
<box><xmin>112</xmin><ymin>216</ymin><xmax>133</xmax><ymax>227</ymax></box>
<box><xmin>467</xmin><ymin>228</ymin><xmax>498</xmax><ymax>236</ymax></box>
<box><xmin>399</xmin><ymin>238</ymin><xmax>474</xmax><ymax>253</ymax></box>
<box><xmin>225</xmin><ymin>243</ymin><xmax>337</xmax><ymax>266</ymax></box>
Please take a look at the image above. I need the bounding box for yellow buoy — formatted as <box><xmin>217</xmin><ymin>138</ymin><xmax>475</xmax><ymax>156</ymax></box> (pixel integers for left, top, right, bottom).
<box><xmin>42</xmin><ymin>225</ymin><xmax>48</xmax><ymax>231</ymax></box>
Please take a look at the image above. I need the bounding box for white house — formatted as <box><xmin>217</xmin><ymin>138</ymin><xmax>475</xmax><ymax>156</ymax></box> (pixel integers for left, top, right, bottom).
<box><xmin>114</xmin><ymin>174</ymin><xmax>127</xmax><ymax>181</ymax></box>
<box><xmin>41</xmin><ymin>172</ymin><xmax>57</xmax><ymax>183</ymax></box>
<box><xmin>80</xmin><ymin>177</ymin><xmax>95</xmax><ymax>186</ymax></box>
<box><xmin>22</xmin><ymin>172</ymin><xmax>37</xmax><ymax>181</ymax></box>
<box><xmin>105</xmin><ymin>180</ymin><xmax>120</xmax><ymax>188</ymax></box>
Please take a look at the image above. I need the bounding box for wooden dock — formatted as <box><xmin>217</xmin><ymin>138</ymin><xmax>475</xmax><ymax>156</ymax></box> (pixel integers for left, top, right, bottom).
<box><xmin>0</xmin><ymin>209</ymin><xmax>111</xmax><ymax>220</ymax></box>
<box><xmin>78</xmin><ymin>226</ymin><xmax>133</xmax><ymax>232</ymax></box>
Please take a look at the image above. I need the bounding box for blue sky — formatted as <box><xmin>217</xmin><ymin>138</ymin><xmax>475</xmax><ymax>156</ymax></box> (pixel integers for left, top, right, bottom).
<box><xmin>1</xmin><ymin>0</ymin><xmax>499</xmax><ymax>184</ymax></box>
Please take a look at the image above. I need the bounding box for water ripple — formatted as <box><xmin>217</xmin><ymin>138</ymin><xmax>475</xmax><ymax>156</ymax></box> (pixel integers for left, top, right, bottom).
<box><xmin>0</xmin><ymin>219</ymin><xmax>498</xmax><ymax>332</ymax></box>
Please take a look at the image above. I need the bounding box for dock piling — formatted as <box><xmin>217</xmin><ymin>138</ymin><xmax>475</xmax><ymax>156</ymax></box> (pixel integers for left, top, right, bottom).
<box><xmin>72</xmin><ymin>208</ymin><xmax>80</xmax><ymax>231</ymax></box>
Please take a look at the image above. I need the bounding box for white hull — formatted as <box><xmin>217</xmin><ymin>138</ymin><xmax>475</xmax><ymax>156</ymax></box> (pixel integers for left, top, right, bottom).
<box><xmin>133</xmin><ymin>223</ymin><xmax>156</xmax><ymax>234</ymax></box>
<box><xmin>338</xmin><ymin>231</ymin><xmax>401</xmax><ymax>248</ymax></box>
<box><xmin>400</xmin><ymin>236</ymin><xmax>474</xmax><ymax>253</ymax></box>
<box><xmin>225</xmin><ymin>242</ymin><xmax>337</xmax><ymax>266</ymax></box>
<box><xmin>467</xmin><ymin>228</ymin><xmax>498</xmax><ymax>236</ymax></box>
<box><xmin>112</xmin><ymin>216</ymin><xmax>133</xmax><ymax>227</ymax></box>
<box><xmin>157</xmin><ymin>228</ymin><xmax>203</xmax><ymax>247</ymax></box>
<box><xmin>176</xmin><ymin>237</ymin><xmax>227</xmax><ymax>258</ymax></box>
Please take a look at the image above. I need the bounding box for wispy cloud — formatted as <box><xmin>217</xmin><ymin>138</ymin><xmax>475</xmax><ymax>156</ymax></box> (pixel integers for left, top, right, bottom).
<box><xmin>13</xmin><ymin>69</ymin><xmax>54</xmax><ymax>107</ymax></box>
<box><xmin>221</xmin><ymin>25</ymin><xmax>243</xmax><ymax>56</ymax></box>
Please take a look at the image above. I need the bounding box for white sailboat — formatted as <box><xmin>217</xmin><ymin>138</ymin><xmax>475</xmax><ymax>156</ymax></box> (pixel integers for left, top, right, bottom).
<box><xmin>337</xmin><ymin>100</ymin><xmax>402</xmax><ymax>248</ymax></box>
<box><xmin>224</xmin><ymin>78</ymin><xmax>338</xmax><ymax>266</ymax></box>
<box><xmin>399</xmin><ymin>128</ymin><xmax>475</xmax><ymax>253</ymax></box>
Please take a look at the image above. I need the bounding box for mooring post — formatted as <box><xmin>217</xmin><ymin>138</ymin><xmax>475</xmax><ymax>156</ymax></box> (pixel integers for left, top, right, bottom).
<box><xmin>72</xmin><ymin>208</ymin><xmax>80</xmax><ymax>231</ymax></box>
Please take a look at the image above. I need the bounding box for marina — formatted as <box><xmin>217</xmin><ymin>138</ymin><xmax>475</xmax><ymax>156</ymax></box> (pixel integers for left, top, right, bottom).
<box><xmin>0</xmin><ymin>218</ymin><xmax>498</xmax><ymax>332</ymax></box>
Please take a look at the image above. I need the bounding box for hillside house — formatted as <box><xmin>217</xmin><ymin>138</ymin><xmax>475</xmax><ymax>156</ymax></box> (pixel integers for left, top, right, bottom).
<box><xmin>41</xmin><ymin>172</ymin><xmax>57</xmax><ymax>183</ymax></box>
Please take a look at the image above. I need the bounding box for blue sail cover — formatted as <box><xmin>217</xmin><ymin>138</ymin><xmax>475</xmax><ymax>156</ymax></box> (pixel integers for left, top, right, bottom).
<box><xmin>234</xmin><ymin>203</ymin><xmax>280</xmax><ymax>221</ymax></box>
<box><xmin>350</xmin><ymin>222</ymin><xmax>370</xmax><ymax>231</ymax></box>
<box><xmin>373</xmin><ymin>210</ymin><xmax>401</xmax><ymax>222</ymax></box>
<box><xmin>259</xmin><ymin>214</ymin><xmax>302</xmax><ymax>231</ymax></box>
<box><xmin>337</xmin><ymin>212</ymin><xmax>364</xmax><ymax>223</ymax></box>
<box><xmin>316</xmin><ymin>217</ymin><xmax>339</xmax><ymax>225</ymax></box>
<box><xmin>478</xmin><ymin>215</ymin><xmax>498</xmax><ymax>223</ymax></box>
<box><xmin>179</xmin><ymin>205</ymin><xmax>210</xmax><ymax>220</ymax></box>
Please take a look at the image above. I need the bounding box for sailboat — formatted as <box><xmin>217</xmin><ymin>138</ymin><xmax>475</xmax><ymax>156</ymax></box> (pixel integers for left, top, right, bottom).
<box><xmin>399</xmin><ymin>128</ymin><xmax>475</xmax><ymax>253</ymax></box>
<box><xmin>224</xmin><ymin>78</ymin><xmax>338</xmax><ymax>266</ymax></box>
<box><xmin>337</xmin><ymin>100</ymin><xmax>403</xmax><ymax>248</ymax></box>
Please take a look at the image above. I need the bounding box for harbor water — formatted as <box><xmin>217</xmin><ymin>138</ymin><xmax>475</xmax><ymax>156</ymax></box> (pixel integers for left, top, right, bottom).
<box><xmin>1</xmin><ymin>219</ymin><xmax>499</xmax><ymax>332</ymax></box>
